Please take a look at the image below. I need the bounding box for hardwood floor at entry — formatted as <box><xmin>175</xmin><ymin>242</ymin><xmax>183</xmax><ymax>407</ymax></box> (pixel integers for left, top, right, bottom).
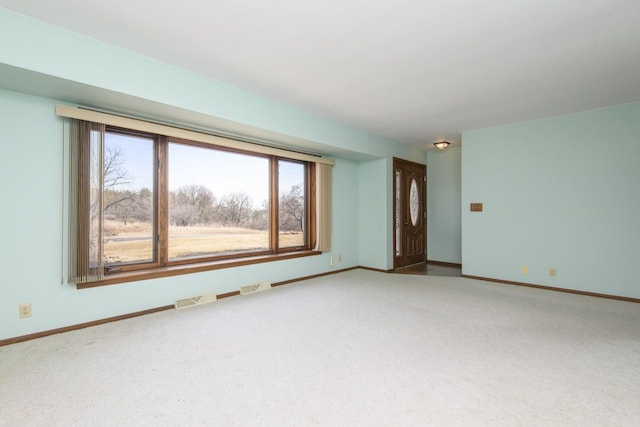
<box><xmin>394</xmin><ymin>261</ymin><xmax>461</xmax><ymax>277</ymax></box>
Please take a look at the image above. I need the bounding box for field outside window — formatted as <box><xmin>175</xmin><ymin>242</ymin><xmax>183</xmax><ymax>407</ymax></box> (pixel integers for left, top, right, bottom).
<box><xmin>95</xmin><ymin>127</ymin><xmax>312</xmax><ymax>275</ymax></box>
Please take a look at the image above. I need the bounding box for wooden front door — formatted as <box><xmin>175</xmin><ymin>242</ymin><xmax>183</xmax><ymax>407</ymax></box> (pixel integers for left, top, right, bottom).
<box><xmin>393</xmin><ymin>157</ymin><xmax>426</xmax><ymax>269</ymax></box>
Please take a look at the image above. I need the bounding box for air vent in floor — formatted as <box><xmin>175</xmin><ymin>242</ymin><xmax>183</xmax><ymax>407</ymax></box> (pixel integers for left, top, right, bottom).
<box><xmin>174</xmin><ymin>292</ymin><xmax>217</xmax><ymax>310</ymax></box>
<box><xmin>240</xmin><ymin>281</ymin><xmax>272</xmax><ymax>295</ymax></box>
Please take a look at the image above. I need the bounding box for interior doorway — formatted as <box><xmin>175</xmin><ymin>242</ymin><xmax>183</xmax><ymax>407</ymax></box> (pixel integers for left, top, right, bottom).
<box><xmin>393</xmin><ymin>157</ymin><xmax>426</xmax><ymax>269</ymax></box>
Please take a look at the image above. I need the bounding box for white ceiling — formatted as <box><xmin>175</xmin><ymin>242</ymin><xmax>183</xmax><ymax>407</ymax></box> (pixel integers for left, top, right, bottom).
<box><xmin>2</xmin><ymin>0</ymin><xmax>640</xmax><ymax>150</ymax></box>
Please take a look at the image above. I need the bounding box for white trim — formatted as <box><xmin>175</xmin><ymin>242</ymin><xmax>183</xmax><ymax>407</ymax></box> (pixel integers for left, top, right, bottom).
<box><xmin>56</xmin><ymin>104</ymin><xmax>335</xmax><ymax>165</ymax></box>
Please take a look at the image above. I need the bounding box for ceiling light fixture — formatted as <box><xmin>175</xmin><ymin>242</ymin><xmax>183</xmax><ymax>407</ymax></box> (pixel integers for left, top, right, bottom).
<box><xmin>434</xmin><ymin>141</ymin><xmax>450</xmax><ymax>150</ymax></box>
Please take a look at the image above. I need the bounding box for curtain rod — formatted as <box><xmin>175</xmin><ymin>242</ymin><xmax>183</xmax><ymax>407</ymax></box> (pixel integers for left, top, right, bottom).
<box><xmin>56</xmin><ymin>104</ymin><xmax>335</xmax><ymax>166</ymax></box>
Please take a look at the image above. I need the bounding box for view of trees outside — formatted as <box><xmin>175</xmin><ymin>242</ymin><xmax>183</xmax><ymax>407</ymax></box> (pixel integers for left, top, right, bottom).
<box><xmin>279</xmin><ymin>160</ymin><xmax>306</xmax><ymax>247</ymax></box>
<box><xmin>167</xmin><ymin>143</ymin><xmax>272</xmax><ymax>259</ymax></box>
<box><xmin>102</xmin><ymin>133</ymin><xmax>306</xmax><ymax>265</ymax></box>
<box><xmin>103</xmin><ymin>133</ymin><xmax>155</xmax><ymax>264</ymax></box>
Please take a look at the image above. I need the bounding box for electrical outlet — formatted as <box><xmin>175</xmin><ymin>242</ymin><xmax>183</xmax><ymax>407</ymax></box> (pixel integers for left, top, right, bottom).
<box><xmin>549</xmin><ymin>268</ymin><xmax>557</xmax><ymax>277</ymax></box>
<box><xmin>338</xmin><ymin>254</ymin><xmax>342</xmax><ymax>262</ymax></box>
<box><xmin>19</xmin><ymin>303</ymin><xmax>31</xmax><ymax>319</ymax></box>
<box><xmin>329</xmin><ymin>256</ymin><xmax>333</xmax><ymax>267</ymax></box>
<box><xmin>521</xmin><ymin>265</ymin><xmax>529</xmax><ymax>275</ymax></box>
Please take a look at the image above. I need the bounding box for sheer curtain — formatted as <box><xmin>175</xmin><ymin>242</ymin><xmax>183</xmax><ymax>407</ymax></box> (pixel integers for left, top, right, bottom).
<box><xmin>315</xmin><ymin>162</ymin><xmax>333</xmax><ymax>252</ymax></box>
<box><xmin>68</xmin><ymin>119</ymin><xmax>105</xmax><ymax>283</ymax></box>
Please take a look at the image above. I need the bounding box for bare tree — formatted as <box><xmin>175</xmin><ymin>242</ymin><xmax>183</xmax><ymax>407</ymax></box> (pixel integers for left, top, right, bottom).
<box><xmin>103</xmin><ymin>145</ymin><xmax>135</xmax><ymax>212</ymax></box>
<box><xmin>133</xmin><ymin>188</ymin><xmax>153</xmax><ymax>223</ymax></box>
<box><xmin>170</xmin><ymin>185</ymin><xmax>216</xmax><ymax>226</ymax></box>
<box><xmin>105</xmin><ymin>189</ymin><xmax>134</xmax><ymax>225</ymax></box>
<box><xmin>247</xmin><ymin>199</ymin><xmax>269</xmax><ymax>230</ymax></box>
<box><xmin>216</xmin><ymin>192</ymin><xmax>252</xmax><ymax>226</ymax></box>
<box><xmin>279</xmin><ymin>184</ymin><xmax>305</xmax><ymax>231</ymax></box>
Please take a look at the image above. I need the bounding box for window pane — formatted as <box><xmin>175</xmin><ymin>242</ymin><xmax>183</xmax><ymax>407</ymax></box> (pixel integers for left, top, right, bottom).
<box><xmin>279</xmin><ymin>160</ymin><xmax>306</xmax><ymax>248</ymax></box>
<box><xmin>168</xmin><ymin>143</ymin><xmax>269</xmax><ymax>259</ymax></box>
<box><xmin>103</xmin><ymin>131</ymin><xmax>155</xmax><ymax>265</ymax></box>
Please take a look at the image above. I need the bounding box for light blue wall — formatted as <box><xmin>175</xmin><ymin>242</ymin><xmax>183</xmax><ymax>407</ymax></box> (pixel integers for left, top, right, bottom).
<box><xmin>427</xmin><ymin>146</ymin><xmax>461</xmax><ymax>264</ymax></box>
<box><xmin>462</xmin><ymin>102</ymin><xmax>640</xmax><ymax>298</ymax></box>
<box><xmin>0</xmin><ymin>89</ymin><xmax>362</xmax><ymax>340</ymax></box>
<box><xmin>358</xmin><ymin>159</ymin><xmax>390</xmax><ymax>269</ymax></box>
<box><xmin>0</xmin><ymin>8</ymin><xmax>424</xmax><ymax>341</ymax></box>
<box><xmin>0</xmin><ymin>7</ymin><xmax>400</xmax><ymax>160</ymax></box>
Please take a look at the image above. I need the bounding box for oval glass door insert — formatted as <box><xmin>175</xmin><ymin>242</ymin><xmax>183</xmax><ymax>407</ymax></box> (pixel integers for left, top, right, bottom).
<box><xmin>409</xmin><ymin>179</ymin><xmax>419</xmax><ymax>226</ymax></box>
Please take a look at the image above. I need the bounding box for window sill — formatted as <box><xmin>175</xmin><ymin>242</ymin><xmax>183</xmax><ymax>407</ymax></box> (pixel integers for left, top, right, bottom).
<box><xmin>77</xmin><ymin>250</ymin><xmax>321</xmax><ymax>289</ymax></box>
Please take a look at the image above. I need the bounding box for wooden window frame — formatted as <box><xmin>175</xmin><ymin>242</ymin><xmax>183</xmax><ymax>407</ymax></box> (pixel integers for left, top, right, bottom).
<box><xmin>276</xmin><ymin>158</ymin><xmax>311</xmax><ymax>253</ymax></box>
<box><xmin>102</xmin><ymin>127</ymin><xmax>161</xmax><ymax>274</ymax></box>
<box><xmin>78</xmin><ymin>125</ymin><xmax>318</xmax><ymax>288</ymax></box>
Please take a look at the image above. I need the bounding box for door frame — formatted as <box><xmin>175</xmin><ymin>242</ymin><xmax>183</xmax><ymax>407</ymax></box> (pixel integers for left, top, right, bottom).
<box><xmin>392</xmin><ymin>157</ymin><xmax>427</xmax><ymax>269</ymax></box>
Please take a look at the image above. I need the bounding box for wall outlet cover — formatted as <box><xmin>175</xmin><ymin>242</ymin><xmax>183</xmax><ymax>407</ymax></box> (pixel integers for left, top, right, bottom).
<box><xmin>19</xmin><ymin>303</ymin><xmax>31</xmax><ymax>319</ymax></box>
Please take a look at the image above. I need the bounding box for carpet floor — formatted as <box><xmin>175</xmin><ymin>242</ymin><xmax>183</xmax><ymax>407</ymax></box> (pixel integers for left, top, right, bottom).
<box><xmin>1</xmin><ymin>269</ymin><xmax>639</xmax><ymax>426</ymax></box>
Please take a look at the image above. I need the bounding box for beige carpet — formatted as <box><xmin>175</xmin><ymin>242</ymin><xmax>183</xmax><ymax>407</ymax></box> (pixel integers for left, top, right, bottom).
<box><xmin>1</xmin><ymin>269</ymin><xmax>639</xmax><ymax>426</ymax></box>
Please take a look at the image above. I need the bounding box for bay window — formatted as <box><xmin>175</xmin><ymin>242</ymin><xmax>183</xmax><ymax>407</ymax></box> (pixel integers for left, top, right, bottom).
<box><xmin>61</xmin><ymin>105</ymin><xmax>332</xmax><ymax>287</ymax></box>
